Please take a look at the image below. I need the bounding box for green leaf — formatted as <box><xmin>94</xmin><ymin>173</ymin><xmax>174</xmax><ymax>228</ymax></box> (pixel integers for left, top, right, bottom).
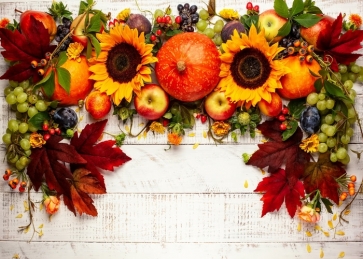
<box><xmin>87</xmin><ymin>11</ymin><xmax>102</xmax><ymax>33</ymax></box>
<box><xmin>324</xmin><ymin>81</ymin><xmax>352</xmax><ymax>103</ymax></box>
<box><xmin>282</xmin><ymin>120</ymin><xmax>298</xmax><ymax>141</ymax></box>
<box><xmin>41</xmin><ymin>70</ymin><xmax>55</xmax><ymax>97</ymax></box>
<box><xmin>56</xmin><ymin>67</ymin><xmax>71</xmax><ymax>94</ymax></box>
<box><xmin>306</xmin><ymin>5</ymin><xmax>323</xmax><ymax>14</ymax></box>
<box><xmin>88</xmin><ymin>34</ymin><xmax>101</xmax><ymax>57</ymax></box>
<box><xmin>277</xmin><ymin>20</ymin><xmax>292</xmax><ymax>38</ymax></box>
<box><xmin>163</xmin><ymin>112</ymin><xmax>172</xmax><ymax>120</ymax></box>
<box><xmin>304</xmin><ymin>0</ymin><xmax>312</xmax><ymax>7</ymax></box>
<box><xmin>293</xmin><ymin>13</ymin><xmax>322</xmax><ymax>28</ymax></box>
<box><xmin>180</xmin><ymin>105</ymin><xmax>195</xmax><ymax>128</ymax></box>
<box><xmin>57</xmin><ymin>51</ymin><xmax>68</xmax><ymax>67</ymax></box>
<box><xmin>314</xmin><ymin>78</ymin><xmax>323</xmax><ymax>92</ymax></box>
<box><xmin>308</xmin><ymin>68</ymin><xmax>321</xmax><ymax>78</ymax></box>
<box><xmin>290</xmin><ymin>0</ymin><xmax>304</xmax><ymax>17</ymax></box>
<box><xmin>335</xmin><ymin>100</ymin><xmax>349</xmax><ymax>117</ymax></box>
<box><xmin>288</xmin><ymin>98</ymin><xmax>306</xmax><ymax>119</ymax></box>
<box><xmin>33</xmin><ymin>70</ymin><xmax>52</xmax><ymax>90</ymax></box>
<box><xmin>28</xmin><ymin>112</ymin><xmax>51</xmax><ymax>130</ymax></box>
<box><xmin>321</xmin><ymin>198</ymin><xmax>333</xmax><ymax>213</ymax></box>
<box><xmin>274</xmin><ymin>0</ymin><xmax>290</xmax><ymax>18</ymax></box>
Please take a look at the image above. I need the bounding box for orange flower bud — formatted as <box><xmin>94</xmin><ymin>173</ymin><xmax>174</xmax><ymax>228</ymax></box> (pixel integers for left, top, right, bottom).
<box><xmin>43</xmin><ymin>195</ymin><xmax>60</xmax><ymax>214</ymax></box>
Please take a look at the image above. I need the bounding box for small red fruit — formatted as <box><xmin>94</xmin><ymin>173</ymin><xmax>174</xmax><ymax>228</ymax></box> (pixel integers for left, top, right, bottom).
<box><xmin>19</xmin><ymin>186</ymin><xmax>26</xmax><ymax>193</ymax></box>
<box><xmin>280</xmin><ymin>123</ymin><xmax>287</xmax><ymax>131</ymax></box>
<box><xmin>43</xmin><ymin>133</ymin><xmax>51</xmax><ymax>141</ymax></box>
<box><xmin>281</xmin><ymin>107</ymin><xmax>289</xmax><ymax>115</ymax></box>
<box><xmin>156</xmin><ymin>29</ymin><xmax>162</xmax><ymax>36</ymax></box>
<box><xmin>20</xmin><ymin>181</ymin><xmax>27</xmax><ymax>188</ymax></box>
<box><xmin>3</xmin><ymin>174</ymin><xmax>9</xmax><ymax>181</ymax></box>
<box><xmin>246</xmin><ymin>2</ymin><xmax>253</xmax><ymax>10</ymax></box>
<box><xmin>350</xmin><ymin>175</ymin><xmax>357</xmax><ymax>182</ymax></box>
<box><xmin>253</xmin><ymin>5</ymin><xmax>259</xmax><ymax>12</ymax></box>
<box><xmin>49</xmin><ymin>128</ymin><xmax>55</xmax><ymax>135</ymax></box>
<box><xmin>150</xmin><ymin>34</ymin><xmax>157</xmax><ymax>41</ymax></box>
<box><xmin>54</xmin><ymin>128</ymin><xmax>61</xmax><ymax>135</ymax></box>
<box><xmin>175</xmin><ymin>16</ymin><xmax>182</xmax><ymax>24</ymax></box>
<box><xmin>42</xmin><ymin>123</ymin><xmax>49</xmax><ymax>131</ymax></box>
<box><xmin>201</xmin><ymin>115</ymin><xmax>208</xmax><ymax>123</ymax></box>
<box><xmin>162</xmin><ymin>119</ymin><xmax>169</xmax><ymax>127</ymax></box>
<box><xmin>156</xmin><ymin>16</ymin><xmax>162</xmax><ymax>23</ymax></box>
<box><xmin>278</xmin><ymin>115</ymin><xmax>286</xmax><ymax>121</ymax></box>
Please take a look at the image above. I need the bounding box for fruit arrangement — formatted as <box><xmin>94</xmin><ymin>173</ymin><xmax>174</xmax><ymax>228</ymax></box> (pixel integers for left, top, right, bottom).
<box><xmin>0</xmin><ymin>0</ymin><xmax>362</xmax><ymax>234</ymax></box>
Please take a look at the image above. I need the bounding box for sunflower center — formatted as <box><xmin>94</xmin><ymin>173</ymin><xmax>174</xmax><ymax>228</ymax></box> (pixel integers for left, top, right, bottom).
<box><xmin>106</xmin><ymin>42</ymin><xmax>142</xmax><ymax>84</ymax></box>
<box><xmin>231</xmin><ymin>48</ymin><xmax>271</xmax><ymax>89</ymax></box>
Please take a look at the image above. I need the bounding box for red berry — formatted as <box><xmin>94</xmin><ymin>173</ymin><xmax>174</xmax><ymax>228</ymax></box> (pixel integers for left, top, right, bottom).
<box><xmin>253</xmin><ymin>5</ymin><xmax>259</xmax><ymax>12</ymax></box>
<box><xmin>201</xmin><ymin>115</ymin><xmax>208</xmax><ymax>124</ymax></box>
<box><xmin>43</xmin><ymin>133</ymin><xmax>51</xmax><ymax>141</ymax></box>
<box><xmin>161</xmin><ymin>16</ymin><xmax>166</xmax><ymax>23</ymax></box>
<box><xmin>156</xmin><ymin>16</ymin><xmax>162</xmax><ymax>23</ymax></box>
<box><xmin>150</xmin><ymin>34</ymin><xmax>157</xmax><ymax>41</ymax></box>
<box><xmin>156</xmin><ymin>29</ymin><xmax>162</xmax><ymax>36</ymax></box>
<box><xmin>5</xmin><ymin>169</ymin><xmax>12</xmax><ymax>175</ymax></box>
<box><xmin>281</xmin><ymin>107</ymin><xmax>289</xmax><ymax>115</ymax></box>
<box><xmin>278</xmin><ymin>115</ymin><xmax>286</xmax><ymax>121</ymax></box>
<box><xmin>49</xmin><ymin>128</ymin><xmax>55</xmax><ymax>135</ymax></box>
<box><xmin>20</xmin><ymin>181</ymin><xmax>27</xmax><ymax>188</ymax></box>
<box><xmin>3</xmin><ymin>174</ymin><xmax>9</xmax><ymax>181</ymax></box>
<box><xmin>246</xmin><ymin>2</ymin><xmax>253</xmax><ymax>10</ymax></box>
<box><xmin>175</xmin><ymin>16</ymin><xmax>182</xmax><ymax>24</ymax></box>
<box><xmin>165</xmin><ymin>16</ymin><xmax>171</xmax><ymax>23</ymax></box>
<box><xmin>196</xmin><ymin>113</ymin><xmax>201</xmax><ymax>119</ymax></box>
<box><xmin>19</xmin><ymin>186</ymin><xmax>25</xmax><ymax>193</ymax></box>
<box><xmin>42</xmin><ymin>123</ymin><xmax>49</xmax><ymax>131</ymax></box>
<box><xmin>162</xmin><ymin>119</ymin><xmax>169</xmax><ymax>127</ymax></box>
<box><xmin>280</xmin><ymin>123</ymin><xmax>287</xmax><ymax>131</ymax></box>
<box><xmin>54</xmin><ymin>128</ymin><xmax>61</xmax><ymax>135</ymax></box>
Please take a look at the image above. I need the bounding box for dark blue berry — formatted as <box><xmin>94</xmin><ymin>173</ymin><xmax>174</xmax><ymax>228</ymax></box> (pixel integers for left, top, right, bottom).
<box><xmin>189</xmin><ymin>5</ymin><xmax>197</xmax><ymax>14</ymax></box>
<box><xmin>300</xmin><ymin>106</ymin><xmax>321</xmax><ymax>134</ymax></box>
<box><xmin>177</xmin><ymin>4</ymin><xmax>184</xmax><ymax>12</ymax></box>
<box><xmin>53</xmin><ymin>107</ymin><xmax>78</xmax><ymax>130</ymax></box>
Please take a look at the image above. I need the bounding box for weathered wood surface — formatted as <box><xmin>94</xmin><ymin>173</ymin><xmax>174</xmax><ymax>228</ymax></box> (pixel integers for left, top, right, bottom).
<box><xmin>0</xmin><ymin>0</ymin><xmax>363</xmax><ymax>258</ymax></box>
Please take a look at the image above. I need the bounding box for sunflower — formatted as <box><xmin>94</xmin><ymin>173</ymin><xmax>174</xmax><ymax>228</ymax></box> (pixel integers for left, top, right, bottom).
<box><xmin>88</xmin><ymin>24</ymin><xmax>157</xmax><ymax>105</ymax></box>
<box><xmin>216</xmin><ymin>24</ymin><xmax>290</xmax><ymax>106</ymax></box>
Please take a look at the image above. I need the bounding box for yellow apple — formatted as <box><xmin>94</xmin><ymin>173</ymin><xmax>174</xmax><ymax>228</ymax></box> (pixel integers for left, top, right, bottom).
<box><xmin>258</xmin><ymin>9</ymin><xmax>288</xmax><ymax>43</ymax></box>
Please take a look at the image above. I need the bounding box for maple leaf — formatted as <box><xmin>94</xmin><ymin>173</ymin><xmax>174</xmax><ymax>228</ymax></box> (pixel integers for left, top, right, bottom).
<box><xmin>0</xmin><ymin>16</ymin><xmax>56</xmax><ymax>82</ymax></box>
<box><xmin>254</xmin><ymin>169</ymin><xmax>305</xmax><ymax>218</ymax></box>
<box><xmin>303</xmin><ymin>152</ymin><xmax>346</xmax><ymax>204</ymax></box>
<box><xmin>70</xmin><ymin>168</ymin><xmax>106</xmax><ymax>216</ymax></box>
<box><xmin>70</xmin><ymin>119</ymin><xmax>131</xmax><ymax>189</ymax></box>
<box><xmin>27</xmin><ymin>135</ymin><xmax>87</xmax><ymax>209</ymax></box>
<box><xmin>316</xmin><ymin>13</ymin><xmax>363</xmax><ymax>71</ymax></box>
<box><xmin>246</xmin><ymin>119</ymin><xmax>310</xmax><ymax>181</ymax></box>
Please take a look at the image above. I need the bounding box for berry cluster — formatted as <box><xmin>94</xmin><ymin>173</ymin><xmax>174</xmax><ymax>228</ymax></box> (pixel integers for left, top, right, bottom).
<box><xmin>150</xmin><ymin>14</ymin><xmax>175</xmax><ymax>42</ymax></box>
<box><xmin>194</xmin><ymin>113</ymin><xmax>208</xmax><ymax>123</ymax></box>
<box><xmin>246</xmin><ymin>2</ymin><xmax>260</xmax><ymax>14</ymax></box>
<box><xmin>42</xmin><ymin>121</ymin><xmax>61</xmax><ymax>141</ymax></box>
<box><xmin>177</xmin><ymin>3</ymin><xmax>199</xmax><ymax>32</ymax></box>
<box><xmin>281</xmin><ymin>38</ymin><xmax>315</xmax><ymax>63</ymax></box>
<box><xmin>276</xmin><ymin>106</ymin><xmax>290</xmax><ymax>131</ymax></box>
<box><xmin>30</xmin><ymin>51</ymin><xmax>51</xmax><ymax>77</ymax></box>
<box><xmin>279</xmin><ymin>23</ymin><xmax>303</xmax><ymax>58</ymax></box>
<box><xmin>3</xmin><ymin>169</ymin><xmax>28</xmax><ymax>193</ymax></box>
<box><xmin>339</xmin><ymin>175</ymin><xmax>357</xmax><ymax>201</ymax></box>
<box><xmin>55</xmin><ymin>17</ymin><xmax>73</xmax><ymax>51</ymax></box>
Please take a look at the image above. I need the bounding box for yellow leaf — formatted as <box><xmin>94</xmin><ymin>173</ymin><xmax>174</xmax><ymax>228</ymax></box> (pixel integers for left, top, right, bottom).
<box><xmin>244</xmin><ymin>180</ymin><xmax>248</xmax><ymax>188</ymax></box>
<box><xmin>306</xmin><ymin>231</ymin><xmax>312</xmax><ymax>237</ymax></box>
<box><xmin>344</xmin><ymin>210</ymin><xmax>351</xmax><ymax>215</ymax></box>
<box><xmin>338</xmin><ymin>251</ymin><xmax>345</xmax><ymax>258</ymax></box>
<box><xmin>10</xmin><ymin>204</ymin><xmax>14</xmax><ymax>211</ymax></box>
<box><xmin>188</xmin><ymin>132</ymin><xmax>196</xmax><ymax>137</ymax></box>
<box><xmin>193</xmin><ymin>143</ymin><xmax>199</xmax><ymax>149</ymax></box>
<box><xmin>306</xmin><ymin>243</ymin><xmax>312</xmax><ymax>253</ymax></box>
<box><xmin>16</xmin><ymin>214</ymin><xmax>23</xmax><ymax>218</ymax></box>
<box><xmin>323</xmin><ymin>231</ymin><xmax>330</xmax><ymax>237</ymax></box>
<box><xmin>139</xmin><ymin>122</ymin><xmax>145</xmax><ymax>127</ymax></box>
<box><xmin>38</xmin><ymin>229</ymin><xmax>43</xmax><ymax>237</ymax></box>
<box><xmin>137</xmin><ymin>134</ymin><xmax>142</xmax><ymax>140</ymax></box>
<box><xmin>23</xmin><ymin>201</ymin><xmax>29</xmax><ymax>211</ymax></box>
<box><xmin>12</xmin><ymin>253</ymin><xmax>20</xmax><ymax>259</ymax></box>
<box><xmin>39</xmin><ymin>203</ymin><xmax>43</xmax><ymax>211</ymax></box>
<box><xmin>320</xmin><ymin>248</ymin><xmax>324</xmax><ymax>258</ymax></box>
<box><xmin>297</xmin><ymin>222</ymin><xmax>301</xmax><ymax>232</ymax></box>
<box><xmin>124</xmin><ymin>125</ymin><xmax>130</xmax><ymax>133</ymax></box>
<box><xmin>75</xmin><ymin>107</ymin><xmax>80</xmax><ymax>113</ymax></box>
<box><xmin>333</xmin><ymin>213</ymin><xmax>337</xmax><ymax>221</ymax></box>
<box><xmin>202</xmin><ymin>131</ymin><xmax>207</xmax><ymax>138</ymax></box>
<box><xmin>328</xmin><ymin>220</ymin><xmax>334</xmax><ymax>229</ymax></box>
<box><xmin>260</xmin><ymin>169</ymin><xmax>266</xmax><ymax>175</ymax></box>
<box><xmin>38</xmin><ymin>224</ymin><xmax>43</xmax><ymax>229</ymax></box>
<box><xmin>142</xmin><ymin>130</ymin><xmax>147</xmax><ymax>138</ymax></box>
<box><xmin>23</xmin><ymin>226</ymin><xmax>30</xmax><ymax>234</ymax></box>
<box><xmin>314</xmin><ymin>225</ymin><xmax>322</xmax><ymax>231</ymax></box>
<box><xmin>336</xmin><ymin>230</ymin><xmax>345</xmax><ymax>236</ymax></box>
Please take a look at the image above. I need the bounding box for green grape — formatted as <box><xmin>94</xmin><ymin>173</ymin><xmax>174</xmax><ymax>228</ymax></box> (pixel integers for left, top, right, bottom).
<box><xmin>318</xmin><ymin>143</ymin><xmax>328</xmax><ymax>153</ymax></box>
<box><xmin>357</xmin><ymin>75</ymin><xmax>363</xmax><ymax>83</ymax></box>
<box><xmin>27</xmin><ymin>106</ymin><xmax>38</xmax><ymax>118</ymax></box>
<box><xmin>16</xmin><ymin>92</ymin><xmax>28</xmax><ymax>103</ymax></box>
<box><xmin>9</xmin><ymin>80</ymin><xmax>19</xmax><ymax>88</ymax></box>
<box><xmin>326</xmin><ymin>99</ymin><xmax>335</xmax><ymax>109</ymax></box>
<box><xmin>204</xmin><ymin>28</ymin><xmax>214</xmax><ymax>39</ymax></box>
<box><xmin>338</xmin><ymin>64</ymin><xmax>348</xmax><ymax>74</ymax></box>
<box><xmin>343</xmin><ymin>80</ymin><xmax>354</xmax><ymax>90</ymax></box>
<box><xmin>28</xmin><ymin>123</ymin><xmax>38</xmax><ymax>133</ymax></box>
<box><xmin>332</xmin><ymin>72</ymin><xmax>341</xmax><ymax>81</ymax></box>
<box><xmin>346</xmin><ymin>127</ymin><xmax>354</xmax><ymax>137</ymax></box>
<box><xmin>199</xmin><ymin>9</ymin><xmax>209</xmax><ymax>20</ymax></box>
<box><xmin>324</xmin><ymin>114</ymin><xmax>334</xmax><ymax>125</ymax></box>
<box><xmin>196</xmin><ymin>20</ymin><xmax>208</xmax><ymax>32</ymax></box>
<box><xmin>13</xmin><ymin>86</ymin><xmax>24</xmax><ymax>96</ymax></box>
<box><xmin>213</xmin><ymin>35</ymin><xmax>223</xmax><ymax>46</ymax></box>
<box><xmin>336</xmin><ymin>147</ymin><xmax>347</xmax><ymax>160</ymax></box>
<box><xmin>306</xmin><ymin>92</ymin><xmax>319</xmax><ymax>105</ymax></box>
<box><xmin>22</xmin><ymin>133</ymin><xmax>30</xmax><ymax>140</ymax></box>
<box><xmin>339</xmin><ymin>154</ymin><xmax>350</xmax><ymax>165</ymax></box>
<box><xmin>19</xmin><ymin>80</ymin><xmax>30</xmax><ymax>89</ymax></box>
<box><xmin>213</xmin><ymin>23</ymin><xmax>223</xmax><ymax>33</ymax></box>
<box><xmin>340</xmin><ymin>73</ymin><xmax>348</xmax><ymax>83</ymax></box>
<box><xmin>326</xmin><ymin>137</ymin><xmax>336</xmax><ymax>148</ymax></box>
<box><xmin>28</xmin><ymin>94</ymin><xmax>38</xmax><ymax>104</ymax></box>
<box><xmin>4</xmin><ymin>86</ymin><xmax>12</xmax><ymax>96</ymax></box>
<box><xmin>330</xmin><ymin>152</ymin><xmax>338</xmax><ymax>162</ymax></box>
<box><xmin>10</xmin><ymin>104</ymin><xmax>17</xmax><ymax>112</ymax></box>
<box><xmin>318</xmin><ymin>93</ymin><xmax>326</xmax><ymax>100</ymax></box>
<box><xmin>24</xmin><ymin>149</ymin><xmax>32</xmax><ymax>157</ymax></box>
<box><xmin>350</xmin><ymin>64</ymin><xmax>361</xmax><ymax>74</ymax></box>
<box><xmin>15</xmin><ymin>159</ymin><xmax>25</xmax><ymax>171</ymax></box>
<box><xmin>334</xmin><ymin>113</ymin><xmax>343</xmax><ymax>122</ymax></box>
<box><xmin>316</xmin><ymin>100</ymin><xmax>327</xmax><ymax>111</ymax></box>
<box><xmin>154</xmin><ymin>9</ymin><xmax>163</xmax><ymax>19</ymax></box>
<box><xmin>318</xmin><ymin>132</ymin><xmax>327</xmax><ymax>142</ymax></box>
<box><xmin>17</xmin><ymin>102</ymin><xmax>29</xmax><ymax>113</ymax></box>
<box><xmin>35</xmin><ymin>100</ymin><xmax>47</xmax><ymax>111</ymax></box>
<box><xmin>349</xmin><ymin>89</ymin><xmax>357</xmax><ymax>101</ymax></box>
<box><xmin>18</xmin><ymin>122</ymin><xmax>29</xmax><ymax>134</ymax></box>
<box><xmin>360</xmin><ymin>66</ymin><xmax>363</xmax><ymax>76</ymax></box>
<box><xmin>341</xmin><ymin>134</ymin><xmax>351</xmax><ymax>144</ymax></box>
<box><xmin>19</xmin><ymin>156</ymin><xmax>29</xmax><ymax>167</ymax></box>
<box><xmin>8</xmin><ymin>119</ymin><xmax>19</xmax><ymax>132</ymax></box>
<box><xmin>325</xmin><ymin>125</ymin><xmax>337</xmax><ymax>137</ymax></box>
<box><xmin>320</xmin><ymin>123</ymin><xmax>329</xmax><ymax>133</ymax></box>
<box><xmin>20</xmin><ymin>138</ymin><xmax>31</xmax><ymax>151</ymax></box>
<box><xmin>8</xmin><ymin>153</ymin><xmax>19</xmax><ymax>164</ymax></box>
<box><xmin>215</xmin><ymin>19</ymin><xmax>224</xmax><ymax>26</ymax></box>
<box><xmin>2</xmin><ymin>133</ymin><xmax>12</xmax><ymax>145</ymax></box>
<box><xmin>347</xmin><ymin>72</ymin><xmax>357</xmax><ymax>82</ymax></box>
<box><xmin>5</xmin><ymin>93</ymin><xmax>17</xmax><ymax>105</ymax></box>
<box><xmin>347</xmin><ymin>107</ymin><xmax>356</xmax><ymax>119</ymax></box>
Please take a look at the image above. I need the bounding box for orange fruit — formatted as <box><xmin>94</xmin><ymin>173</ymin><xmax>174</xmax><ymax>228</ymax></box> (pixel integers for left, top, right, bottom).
<box><xmin>277</xmin><ymin>55</ymin><xmax>321</xmax><ymax>99</ymax></box>
<box><xmin>85</xmin><ymin>90</ymin><xmax>112</xmax><ymax>120</ymax></box>
<box><xmin>45</xmin><ymin>56</ymin><xmax>94</xmax><ymax>106</ymax></box>
<box><xmin>258</xmin><ymin>92</ymin><xmax>283</xmax><ymax>117</ymax></box>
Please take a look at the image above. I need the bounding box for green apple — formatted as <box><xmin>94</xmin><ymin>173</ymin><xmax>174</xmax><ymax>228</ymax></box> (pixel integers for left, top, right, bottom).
<box><xmin>258</xmin><ymin>9</ymin><xmax>288</xmax><ymax>43</ymax></box>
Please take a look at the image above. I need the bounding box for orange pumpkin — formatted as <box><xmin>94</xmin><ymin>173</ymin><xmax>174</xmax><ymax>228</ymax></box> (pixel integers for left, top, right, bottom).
<box><xmin>155</xmin><ymin>32</ymin><xmax>221</xmax><ymax>102</ymax></box>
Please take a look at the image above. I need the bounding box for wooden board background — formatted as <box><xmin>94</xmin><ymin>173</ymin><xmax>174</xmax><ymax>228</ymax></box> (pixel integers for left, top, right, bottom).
<box><xmin>0</xmin><ymin>0</ymin><xmax>363</xmax><ymax>258</ymax></box>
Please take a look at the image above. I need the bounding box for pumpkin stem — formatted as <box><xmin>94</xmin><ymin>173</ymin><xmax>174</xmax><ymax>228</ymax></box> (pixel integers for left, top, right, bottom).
<box><xmin>177</xmin><ymin>61</ymin><xmax>186</xmax><ymax>72</ymax></box>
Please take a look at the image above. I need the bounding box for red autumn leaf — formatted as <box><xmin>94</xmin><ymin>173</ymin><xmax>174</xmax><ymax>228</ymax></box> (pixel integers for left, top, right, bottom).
<box><xmin>254</xmin><ymin>169</ymin><xmax>305</xmax><ymax>218</ymax></box>
<box><xmin>27</xmin><ymin>135</ymin><xmax>87</xmax><ymax>198</ymax></box>
<box><xmin>0</xmin><ymin>16</ymin><xmax>56</xmax><ymax>82</ymax></box>
<box><xmin>317</xmin><ymin>13</ymin><xmax>363</xmax><ymax>71</ymax></box>
<box><xmin>303</xmin><ymin>152</ymin><xmax>346</xmax><ymax>204</ymax></box>
<box><xmin>70</xmin><ymin>119</ymin><xmax>131</xmax><ymax>189</ymax></box>
<box><xmin>70</xmin><ymin>168</ymin><xmax>106</xmax><ymax>216</ymax></box>
<box><xmin>246</xmin><ymin>119</ymin><xmax>310</xmax><ymax>181</ymax></box>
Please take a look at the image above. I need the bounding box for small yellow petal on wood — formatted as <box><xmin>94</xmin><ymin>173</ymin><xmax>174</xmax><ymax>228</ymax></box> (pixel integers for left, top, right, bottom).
<box><xmin>193</xmin><ymin>143</ymin><xmax>199</xmax><ymax>149</ymax></box>
<box><xmin>16</xmin><ymin>214</ymin><xmax>23</xmax><ymax>218</ymax></box>
<box><xmin>139</xmin><ymin>122</ymin><xmax>145</xmax><ymax>127</ymax></box>
<box><xmin>306</xmin><ymin>231</ymin><xmax>312</xmax><ymax>237</ymax></box>
<box><xmin>297</xmin><ymin>222</ymin><xmax>301</xmax><ymax>232</ymax></box>
<box><xmin>10</xmin><ymin>204</ymin><xmax>14</xmax><ymax>211</ymax></box>
<box><xmin>333</xmin><ymin>213</ymin><xmax>337</xmax><ymax>221</ymax></box>
<box><xmin>39</xmin><ymin>203</ymin><xmax>43</xmax><ymax>211</ymax></box>
<box><xmin>202</xmin><ymin>131</ymin><xmax>207</xmax><ymax>138</ymax></box>
<box><xmin>306</xmin><ymin>243</ymin><xmax>312</xmax><ymax>253</ymax></box>
<box><xmin>314</xmin><ymin>225</ymin><xmax>322</xmax><ymax>231</ymax></box>
<box><xmin>338</xmin><ymin>251</ymin><xmax>345</xmax><ymax>258</ymax></box>
<box><xmin>336</xmin><ymin>230</ymin><xmax>345</xmax><ymax>236</ymax></box>
<box><xmin>12</xmin><ymin>253</ymin><xmax>20</xmax><ymax>259</ymax></box>
<box><xmin>260</xmin><ymin>169</ymin><xmax>266</xmax><ymax>175</ymax></box>
<box><xmin>244</xmin><ymin>180</ymin><xmax>248</xmax><ymax>188</ymax></box>
<box><xmin>344</xmin><ymin>209</ymin><xmax>351</xmax><ymax>215</ymax></box>
<box><xmin>323</xmin><ymin>231</ymin><xmax>330</xmax><ymax>237</ymax></box>
<box><xmin>320</xmin><ymin>248</ymin><xmax>324</xmax><ymax>258</ymax></box>
<box><xmin>137</xmin><ymin>134</ymin><xmax>142</xmax><ymax>140</ymax></box>
<box><xmin>38</xmin><ymin>224</ymin><xmax>43</xmax><ymax>229</ymax></box>
<box><xmin>124</xmin><ymin>125</ymin><xmax>130</xmax><ymax>133</ymax></box>
<box><xmin>38</xmin><ymin>229</ymin><xmax>43</xmax><ymax>237</ymax></box>
<box><xmin>142</xmin><ymin>130</ymin><xmax>147</xmax><ymax>138</ymax></box>
<box><xmin>188</xmin><ymin>132</ymin><xmax>196</xmax><ymax>137</ymax></box>
<box><xmin>24</xmin><ymin>226</ymin><xmax>30</xmax><ymax>234</ymax></box>
<box><xmin>23</xmin><ymin>201</ymin><xmax>29</xmax><ymax>211</ymax></box>
<box><xmin>328</xmin><ymin>220</ymin><xmax>334</xmax><ymax>229</ymax></box>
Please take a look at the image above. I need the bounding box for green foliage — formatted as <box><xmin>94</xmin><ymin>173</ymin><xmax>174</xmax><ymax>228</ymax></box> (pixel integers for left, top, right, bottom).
<box><xmin>48</xmin><ymin>1</ymin><xmax>73</xmax><ymax>22</ymax></box>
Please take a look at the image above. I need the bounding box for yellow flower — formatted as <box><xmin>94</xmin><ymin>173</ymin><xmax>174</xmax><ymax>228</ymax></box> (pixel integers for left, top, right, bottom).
<box><xmin>219</xmin><ymin>9</ymin><xmax>239</xmax><ymax>20</ymax></box>
<box><xmin>349</xmin><ymin>13</ymin><xmax>362</xmax><ymax>28</ymax></box>
<box><xmin>117</xmin><ymin>8</ymin><xmax>131</xmax><ymax>21</ymax></box>
<box><xmin>297</xmin><ymin>205</ymin><xmax>320</xmax><ymax>223</ymax></box>
<box><xmin>211</xmin><ymin>121</ymin><xmax>231</xmax><ymax>136</ymax></box>
<box><xmin>216</xmin><ymin>24</ymin><xmax>290</xmax><ymax>106</ymax></box>
<box><xmin>43</xmin><ymin>195</ymin><xmax>60</xmax><ymax>215</ymax></box>
<box><xmin>0</xmin><ymin>18</ymin><xmax>10</xmax><ymax>28</ymax></box>
<box><xmin>149</xmin><ymin>121</ymin><xmax>165</xmax><ymax>134</ymax></box>
<box><xmin>88</xmin><ymin>24</ymin><xmax>157</xmax><ymax>105</ymax></box>
<box><xmin>167</xmin><ymin>132</ymin><xmax>182</xmax><ymax>145</ymax></box>
<box><xmin>66</xmin><ymin>42</ymin><xmax>84</xmax><ymax>62</ymax></box>
<box><xmin>30</xmin><ymin>132</ymin><xmax>46</xmax><ymax>148</ymax></box>
<box><xmin>300</xmin><ymin>134</ymin><xmax>319</xmax><ymax>153</ymax></box>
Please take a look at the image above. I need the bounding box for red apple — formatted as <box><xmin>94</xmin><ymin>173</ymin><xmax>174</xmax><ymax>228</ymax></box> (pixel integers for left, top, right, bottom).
<box><xmin>258</xmin><ymin>92</ymin><xmax>283</xmax><ymax>117</ymax></box>
<box><xmin>258</xmin><ymin>9</ymin><xmax>288</xmax><ymax>43</ymax></box>
<box><xmin>19</xmin><ymin>10</ymin><xmax>57</xmax><ymax>42</ymax></box>
<box><xmin>204</xmin><ymin>91</ymin><xmax>237</xmax><ymax>121</ymax></box>
<box><xmin>134</xmin><ymin>84</ymin><xmax>170</xmax><ymax>120</ymax></box>
<box><xmin>300</xmin><ymin>15</ymin><xmax>335</xmax><ymax>51</ymax></box>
